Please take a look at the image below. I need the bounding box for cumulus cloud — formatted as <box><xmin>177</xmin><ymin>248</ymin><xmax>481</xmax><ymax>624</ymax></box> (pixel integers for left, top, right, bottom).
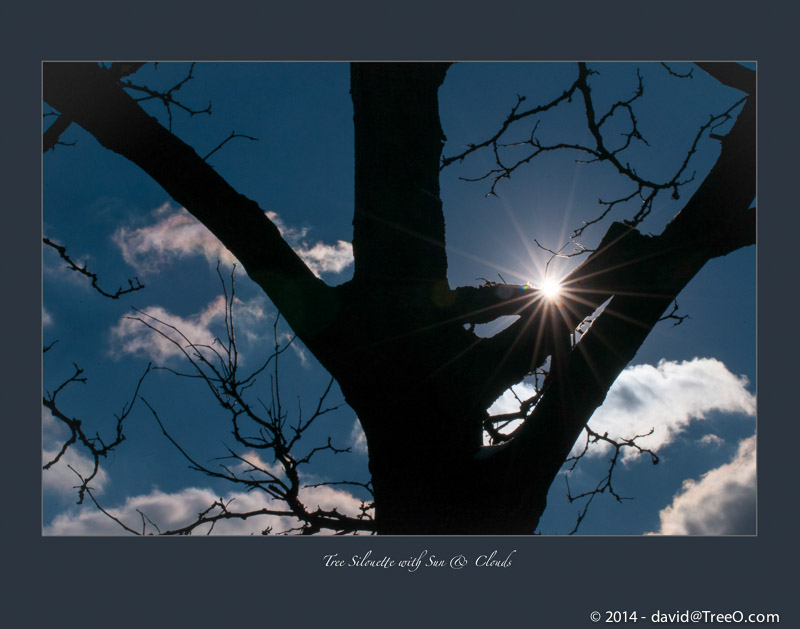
<box><xmin>647</xmin><ymin>435</ymin><xmax>756</xmax><ymax>535</ymax></box>
<box><xmin>112</xmin><ymin>203</ymin><xmax>353</xmax><ymax>278</ymax></box>
<box><xmin>487</xmin><ymin>358</ymin><xmax>755</xmax><ymax>457</ymax></box>
<box><xmin>44</xmin><ymin>483</ymin><xmax>366</xmax><ymax>536</ymax></box>
<box><xmin>43</xmin><ymin>447</ymin><xmax>110</xmax><ymax>497</ymax></box>
<box><xmin>584</xmin><ymin>358</ymin><xmax>755</xmax><ymax>459</ymax></box>
<box><xmin>109</xmin><ymin>294</ymin><xmax>269</xmax><ymax>362</ymax></box>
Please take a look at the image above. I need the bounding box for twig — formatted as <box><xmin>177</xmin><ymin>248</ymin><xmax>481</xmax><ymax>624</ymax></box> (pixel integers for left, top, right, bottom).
<box><xmin>43</xmin><ymin>237</ymin><xmax>144</xmax><ymax>299</ymax></box>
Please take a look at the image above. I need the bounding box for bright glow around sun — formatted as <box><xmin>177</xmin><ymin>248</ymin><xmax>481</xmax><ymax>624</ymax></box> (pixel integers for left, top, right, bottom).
<box><xmin>539</xmin><ymin>277</ymin><xmax>562</xmax><ymax>300</ymax></box>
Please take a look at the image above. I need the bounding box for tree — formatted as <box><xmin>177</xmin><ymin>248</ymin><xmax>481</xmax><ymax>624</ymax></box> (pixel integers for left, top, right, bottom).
<box><xmin>43</xmin><ymin>61</ymin><xmax>755</xmax><ymax>535</ymax></box>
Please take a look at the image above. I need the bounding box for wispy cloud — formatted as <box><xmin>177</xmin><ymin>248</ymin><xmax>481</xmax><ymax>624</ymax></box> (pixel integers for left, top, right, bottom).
<box><xmin>350</xmin><ymin>419</ymin><xmax>368</xmax><ymax>455</ymax></box>
<box><xmin>43</xmin><ymin>241</ymin><xmax>98</xmax><ymax>291</ymax></box>
<box><xmin>279</xmin><ymin>331</ymin><xmax>310</xmax><ymax>367</ymax></box>
<box><xmin>43</xmin><ymin>308</ymin><xmax>53</xmax><ymax>327</ymax></box>
<box><xmin>113</xmin><ymin>203</ymin><xmax>353</xmax><ymax>278</ymax></box>
<box><xmin>265</xmin><ymin>211</ymin><xmax>354</xmax><ymax>277</ymax></box>
<box><xmin>113</xmin><ymin>203</ymin><xmax>237</xmax><ymax>273</ymax></box>
<box><xmin>699</xmin><ymin>434</ymin><xmax>724</xmax><ymax>447</ymax></box>
<box><xmin>647</xmin><ymin>434</ymin><xmax>756</xmax><ymax>535</ymax></box>
<box><xmin>488</xmin><ymin>358</ymin><xmax>755</xmax><ymax>458</ymax></box>
<box><xmin>109</xmin><ymin>294</ymin><xmax>269</xmax><ymax>363</ymax></box>
<box><xmin>43</xmin><ymin>484</ymin><xmax>366</xmax><ymax>535</ymax></box>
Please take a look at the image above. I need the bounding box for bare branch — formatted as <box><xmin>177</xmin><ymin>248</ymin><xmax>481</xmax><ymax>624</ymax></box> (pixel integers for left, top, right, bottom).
<box><xmin>43</xmin><ymin>62</ymin><xmax>332</xmax><ymax>343</ymax></box>
<box><xmin>43</xmin><ymin>237</ymin><xmax>145</xmax><ymax>299</ymax></box>
<box><xmin>119</xmin><ymin>62</ymin><xmax>211</xmax><ymax>130</ymax></box>
<box><xmin>658</xmin><ymin>299</ymin><xmax>690</xmax><ymax>327</ymax></box>
<box><xmin>661</xmin><ymin>62</ymin><xmax>694</xmax><ymax>79</ymax></box>
<box><xmin>43</xmin><ymin>339</ymin><xmax>59</xmax><ymax>353</ymax></box>
<box><xmin>43</xmin><ymin>359</ymin><xmax>151</xmax><ymax>503</ymax></box>
<box><xmin>447</xmin><ymin>62</ymin><xmax>749</xmax><ymax>243</ymax></box>
<box><xmin>202</xmin><ymin>130</ymin><xmax>259</xmax><ymax>162</ymax></box>
<box><xmin>78</xmin><ymin>473</ymin><xmax>143</xmax><ymax>535</ymax></box>
<box><xmin>106</xmin><ymin>267</ymin><xmax>373</xmax><ymax>535</ymax></box>
<box><xmin>440</xmin><ymin>71</ymin><xmax>583</xmax><ymax>170</ymax></box>
<box><xmin>564</xmin><ymin>426</ymin><xmax>659</xmax><ymax>534</ymax></box>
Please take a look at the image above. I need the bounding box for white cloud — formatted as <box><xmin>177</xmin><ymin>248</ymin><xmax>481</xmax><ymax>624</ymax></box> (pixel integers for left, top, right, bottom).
<box><xmin>233</xmin><ymin>450</ymin><xmax>285</xmax><ymax>479</ymax></box>
<box><xmin>109</xmin><ymin>294</ymin><xmax>269</xmax><ymax>362</ymax></box>
<box><xmin>112</xmin><ymin>203</ymin><xmax>237</xmax><ymax>273</ymax></box>
<box><xmin>350</xmin><ymin>419</ymin><xmax>368</xmax><ymax>455</ymax></box>
<box><xmin>265</xmin><ymin>210</ymin><xmax>353</xmax><ymax>277</ymax></box>
<box><xmin>699</xmin><ymin>434</ymin><xmax>724</xmax><ymax>447</ymax></box>
<box><xmin>488</xmin><ymin>382</ymin><xmax>538</xmax><ymax>416</ymax></box>
<box><xmin>485</xmin><ymin>382</ymin><xmax>536</xmax><ymax>443</ymax></box>
<box><xmin>42</xmin><ymin>404</ymin><xmax>368</xmax><ymax>535</ymax></box>
<box><xmin>43</xmin><ymin>447</ymin><xmax>110</xmax><ymax>497</ymax></box>
<box><xmin>296</xmin><ymin>240</ymin><xmax>354</xmax><ymax>276</ymax></box>
<box><xmin>487</xmin><ymin>359</ymin><xmax>755</xmax><ymax>457</ymax></box>
<box><xmin>110</xmin><ymin>297</ymin><xmax>226</xmax><ymax>362</ymax></box>
<box><xmin>647</xmin><ymin>435</ymin><xmax>756</xmax><ymax>535</ymax></box>
<box><xmin>279</xmin><ymin>331</ymin><xmax>310</xmax><ymax>367</ymax></box>
<box><xmin>43</xmin><ymin>408</ymin><xmax>109</xmax><ymax>497</ymax></box>
<box><xmin>582</xmin><ymin>358</ymin><xmax>755</xmax><ymax>459</ymax></box>
<box><xmin>44</xmin><ymin>483</ymin><xmax>367</xmax><ymax>536</ymax></box>
<box><xmin>113</xmin><ymin>203</ymin><xmax>353</xmax><ymax>278</ymax></box>
<box><xmin>43</xmin><ymin>308</ymin><xmax>53</xmax><ymax>327</ymax></box>
<box><xmin>42</xmin><ymin>406</ymin><xmax>65</xmax><ymax>442</ymax></box>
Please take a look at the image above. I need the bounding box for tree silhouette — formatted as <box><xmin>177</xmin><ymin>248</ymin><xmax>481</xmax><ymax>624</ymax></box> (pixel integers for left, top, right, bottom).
<box><xmin>43</xmin><ymin>62</ymin><xmax>754</xmax><ymax>534</ymax></box>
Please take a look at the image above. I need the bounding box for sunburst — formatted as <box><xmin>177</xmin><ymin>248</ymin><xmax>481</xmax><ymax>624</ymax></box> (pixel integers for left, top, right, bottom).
<box><xmin>539</xmin><ymin>277</ymin><xmax>563</xmax><ymax>301</ymax></box>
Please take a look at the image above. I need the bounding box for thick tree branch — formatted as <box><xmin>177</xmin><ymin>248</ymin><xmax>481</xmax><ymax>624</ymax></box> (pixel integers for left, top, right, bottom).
<box><xmin>488</xmin><ymin>64</ymin><xmax>755</xmax><ymax>527</ymax></box>
<box><xmin>43</xmin><ymin>62</ymin><xmax>146</xmax><ymax>153</ymax></box>
<box><xmin>465</xmin><ymin>63</ymin><xmax>755</xmax><ymax>416</ymax></box>
<box><xmin>43</xmin><ymin>114</ymin><xmax>74</xmax><ymax>152</ymax></box>
<box><xmin>695</xmin><ymin>62</ymin><xmax>755</xmax><ymax>95</ymax></box>
<box><xmin>350</xmin><ymin>63</ymin><xmax>451</xmax><ymax>284</ymax></box>
<box><xmin>42</xmin><ymin>62</ymin><xmax>333</xmax><ymax>343</ymax></box>
<box><xmin>447</xmin><ymin>282</ymin><xmax>543</xmax><ymax>325</ymax></box>
<box><xmin>464</xmin><ymin>222</ymin><xmax>654</xmax><ymax>409</ymax></box>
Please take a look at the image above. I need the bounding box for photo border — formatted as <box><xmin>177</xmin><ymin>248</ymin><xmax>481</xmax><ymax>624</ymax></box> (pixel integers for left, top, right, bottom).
<box><xmin>7</xmin><ymin>1</ymin><xmax>794</xmax><ymax>624</ymax></box>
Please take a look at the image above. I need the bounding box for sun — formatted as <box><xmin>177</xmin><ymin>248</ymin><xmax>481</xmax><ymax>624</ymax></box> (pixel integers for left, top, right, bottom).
<box><xmin>539</xmin><ymin>277</ymin><xmax>562</xmax><ymax>300</ymax></box>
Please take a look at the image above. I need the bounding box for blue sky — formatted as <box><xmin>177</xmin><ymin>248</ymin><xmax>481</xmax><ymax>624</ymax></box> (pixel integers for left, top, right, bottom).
<box><xmin>42</xmin><ymin>62</ymin><xmax>756</xmax><ymax>535</ymax></box>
